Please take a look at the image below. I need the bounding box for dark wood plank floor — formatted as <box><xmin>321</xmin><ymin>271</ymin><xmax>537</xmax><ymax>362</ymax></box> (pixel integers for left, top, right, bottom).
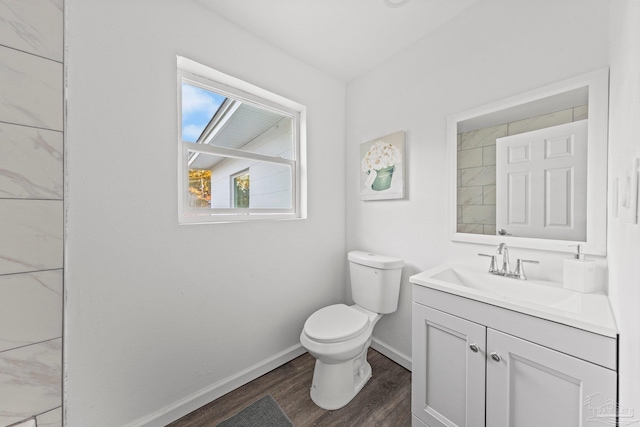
<box><xmin>168</xmin><ymin>348</ymin><xmax>411</xmax><ymax>427</ymax></box>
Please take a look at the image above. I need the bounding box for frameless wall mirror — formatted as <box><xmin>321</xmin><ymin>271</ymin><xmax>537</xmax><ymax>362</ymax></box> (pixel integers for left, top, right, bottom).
<box><xmin>448</xmin><ymin>68</ymin><xmax>609</xmax><ymax>255</ymax></box>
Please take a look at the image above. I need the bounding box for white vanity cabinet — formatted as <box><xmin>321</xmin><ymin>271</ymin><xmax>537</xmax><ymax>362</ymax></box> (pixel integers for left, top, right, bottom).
<box><xmin>485</xmin><ymin>329</ymin><xmax>615</xmax><ymax>427</ymax></box>
<box><xmin>412</xmin><ymin>303</ymin><xmax>485</xmax><ymax>427</ymax></box>
<box><xmin>412</xmin><ymin>284</ymin><xmax>617</xmax><ymax>427</ymax></box>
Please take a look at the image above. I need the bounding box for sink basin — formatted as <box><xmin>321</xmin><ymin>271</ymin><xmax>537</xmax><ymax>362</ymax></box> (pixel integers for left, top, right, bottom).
<box><xmin>429</xmin><ymin>267</ymin><xmax>576</xmax><ymax>309</ymax></box>
<box><xmin>410</xmin><ymin>264</ymin><xmax>617</xmax><ymax>337</ymax></box>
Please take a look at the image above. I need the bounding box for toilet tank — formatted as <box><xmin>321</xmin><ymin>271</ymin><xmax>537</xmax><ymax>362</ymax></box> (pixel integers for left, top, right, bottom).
<box><xmin>348</xmin><ymin>251</ymin><xmax>404</xmax><ymax>314</ymax></box>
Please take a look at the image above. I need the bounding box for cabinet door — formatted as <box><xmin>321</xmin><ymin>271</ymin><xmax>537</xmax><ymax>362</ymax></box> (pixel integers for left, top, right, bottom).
<box><xmin>412</xmin><ymin>303</ymin><xmax>486</xmax><ymax>427</ymax></box>
<box><xmin>486</xmin><ymin>329</ymin><xmax>617</xmax><ymax>427</ymax></box>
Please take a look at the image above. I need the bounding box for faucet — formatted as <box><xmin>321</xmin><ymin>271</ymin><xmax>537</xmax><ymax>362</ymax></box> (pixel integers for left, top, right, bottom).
<box><xmin>496</xmin><ymin>243</ymin><xmax>511</xmax><ymax>276</ymax></box>
<box><xmin>478</xmin><ymin>243</ymin><xmax>540</xmax><ymax>280</ymax></box>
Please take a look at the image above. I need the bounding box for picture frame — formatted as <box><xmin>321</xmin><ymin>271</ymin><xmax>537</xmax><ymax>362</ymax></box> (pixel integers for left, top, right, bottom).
<box><xmin>360</xmin><ymin>131</ymin><xmax>405</xmax><ymax>200</ymax></box>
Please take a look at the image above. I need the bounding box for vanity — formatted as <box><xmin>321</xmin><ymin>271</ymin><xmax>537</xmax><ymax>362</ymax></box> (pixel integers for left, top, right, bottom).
<box><xmin>410</xmin><ymin>264</ymin><xmax>617</xmax><ymax>427</ymax></box>
<box><xmin>410</xmin><ymin>68</ymin><xmax>618</xmax><ymax>427</ymax></box>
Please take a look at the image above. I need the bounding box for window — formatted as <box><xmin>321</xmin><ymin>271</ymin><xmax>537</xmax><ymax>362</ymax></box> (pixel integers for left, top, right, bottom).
<box><xmin>177</xmin><ymin>56</ymin><xmax>306</xmax><ymax>223</ymax></box>
<box><xmin>232</xmin><ymin>169</ymin><xmax>250</xmax><ymax>208</ymax></box>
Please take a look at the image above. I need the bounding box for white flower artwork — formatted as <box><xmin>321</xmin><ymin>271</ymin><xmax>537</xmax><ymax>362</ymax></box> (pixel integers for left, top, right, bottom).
<box><xmin>360</xmin><ymin>131</ymin><xmax>405</xmax><ymax>200</ymax></box>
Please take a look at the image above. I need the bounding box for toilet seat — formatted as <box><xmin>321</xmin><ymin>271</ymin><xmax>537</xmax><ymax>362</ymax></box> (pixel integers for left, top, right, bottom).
<box><xmin>304</xmin><ymin>304</ymin><xmax>369</xmax><ymax>343</ymax></box>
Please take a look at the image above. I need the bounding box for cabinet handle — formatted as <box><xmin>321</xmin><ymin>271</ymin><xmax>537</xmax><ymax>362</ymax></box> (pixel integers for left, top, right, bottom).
<box><xmin>490</xmin><ymin>352</ymin><xmax>502</xmax><ymax>362</ymax></box>
<box><xmin>469</xmin><ymin>343</ymin><xmax>479</xmax><ymax>352</ymax></box>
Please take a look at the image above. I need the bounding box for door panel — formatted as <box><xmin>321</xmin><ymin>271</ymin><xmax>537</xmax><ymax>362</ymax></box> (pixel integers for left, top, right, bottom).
<box><xmin>496</xmin><ymin>120</ymin><xmax>587</xmax><ymax>240</ymax></box>
<box><xmin>412</xmin><ymin>303</ymin><xmax>486</xmax><ymax>427</ymax></box>
<box><xmin>486</xmin><ymin>329</ymin><xmax>616</xmax><ymax>427</ymax></box>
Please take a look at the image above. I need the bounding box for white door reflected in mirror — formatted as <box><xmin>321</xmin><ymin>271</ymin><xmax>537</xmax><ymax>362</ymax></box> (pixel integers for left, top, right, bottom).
<box><xmin>496</xmin><ymin>120</ymin><xmax>588</xmax><ymax>241</ymax></box>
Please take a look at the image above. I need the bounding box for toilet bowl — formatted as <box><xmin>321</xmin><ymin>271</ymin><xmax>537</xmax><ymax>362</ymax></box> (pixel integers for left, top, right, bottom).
<box><xmin>300</xmin><ymin>303</ymin><xmax>382</xmax><ymax>410</ymax></box>
<box><xmin>300</xmin><ymin>251</ymin><xmax>403</xmax><ymax>410</ymax></box>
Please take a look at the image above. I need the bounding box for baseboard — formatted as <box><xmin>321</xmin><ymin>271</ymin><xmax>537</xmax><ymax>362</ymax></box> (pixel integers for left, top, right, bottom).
<box><xmin>371</xmin><ymin>337</ymin><xmax>412</xmax><ymax>371</ymax></box>
<box><xmin>130</xmin><ymin>344</ymin><xmax>306</xmax><ymax>427</ymax></box>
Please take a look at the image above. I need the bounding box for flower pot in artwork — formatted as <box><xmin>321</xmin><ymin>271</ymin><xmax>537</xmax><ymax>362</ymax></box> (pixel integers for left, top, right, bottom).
<box><xmin>371</xmin><ymin>165</ymin><xmax>395</xmax><ymax>191</ymax></box>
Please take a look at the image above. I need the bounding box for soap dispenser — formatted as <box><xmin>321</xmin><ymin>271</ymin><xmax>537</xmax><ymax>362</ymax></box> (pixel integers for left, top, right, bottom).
<box><xmin>563</xmin><ymin>245</ymin><xmax>596</xmax><ymax>293</ymax></box>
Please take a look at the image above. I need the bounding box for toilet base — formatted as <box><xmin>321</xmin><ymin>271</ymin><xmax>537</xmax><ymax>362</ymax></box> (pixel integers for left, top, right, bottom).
<box><xmin>309</xmin><ymin>347</ymin><xmax>372</xmax><ymax>410</ymax></box>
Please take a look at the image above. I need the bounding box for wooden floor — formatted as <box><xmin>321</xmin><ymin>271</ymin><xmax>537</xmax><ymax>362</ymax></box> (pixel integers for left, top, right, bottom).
<box><xmin>168</xmin><ymin>348</ymin><xmax>411</xmax><ymax>427</ymax></box>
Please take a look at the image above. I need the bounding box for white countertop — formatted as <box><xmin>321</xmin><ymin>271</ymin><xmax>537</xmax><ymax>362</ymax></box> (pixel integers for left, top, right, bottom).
<box><xmin>410</xmin><ymin>264</ymin><xmax>617</xmax><ymax>338</ymax></box>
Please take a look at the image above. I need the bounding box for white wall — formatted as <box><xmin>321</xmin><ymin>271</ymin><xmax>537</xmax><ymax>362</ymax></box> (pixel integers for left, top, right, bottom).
<box><xmin>65</xmin><ymin>1</ymin><xmax>346</xmax><ymax>425</ymax></box>
<box><xmin>346</xmin><ymin>0</ymin><xmax>610</xmax><ymax>362</ymax></box>
<box><xmin>608</xmin><ymin>0</ymin><xmax>640</xmax><ymax>416</ymax></box>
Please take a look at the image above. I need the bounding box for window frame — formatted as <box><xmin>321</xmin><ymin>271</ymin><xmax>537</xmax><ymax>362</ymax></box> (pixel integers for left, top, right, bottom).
<box><xmin>177</xmin><ymin>56</ymin><xmax>306</xmax><ymax>224</ymax></box>
<box><xmin>231</xmin><ymin>168</ymin><xmax>250</xmax><ymax>208</ymax></box>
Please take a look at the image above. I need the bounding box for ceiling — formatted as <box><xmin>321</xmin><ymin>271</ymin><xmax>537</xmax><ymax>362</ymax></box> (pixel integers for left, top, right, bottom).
<box><xmin>193</xmin><ymin>0</ymin><xmax>482</xmax><ymax>82</ymax></box>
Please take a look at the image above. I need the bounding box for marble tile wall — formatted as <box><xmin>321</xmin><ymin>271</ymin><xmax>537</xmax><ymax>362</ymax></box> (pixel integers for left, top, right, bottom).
<box><xmin>457</xmin><ymin>106</ymin><xmax>587</xmax><ymax>235</ymax></box>
<box><xmin>0</xmin><ymin>0</ymin><xmax>63</xmax><ymax>62</ymax></box>
<box><xmin>0</xmin><ymin>1</ymin><xmax>64</xmax><ymax>426</ymax></box>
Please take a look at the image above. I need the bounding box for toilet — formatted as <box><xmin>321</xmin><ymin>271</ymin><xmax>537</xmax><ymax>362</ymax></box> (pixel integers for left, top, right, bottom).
<box><xmin>300</xmin><ymin>250</ymin><xmax>404</xmax><ymax>410</ymax></box>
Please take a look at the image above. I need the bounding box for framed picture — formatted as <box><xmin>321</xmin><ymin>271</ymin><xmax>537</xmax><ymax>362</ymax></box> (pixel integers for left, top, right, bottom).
<box><xmin>360</xmin><ymin>131</ymin><xmax>405</xmax><ymax>200</ymax></box>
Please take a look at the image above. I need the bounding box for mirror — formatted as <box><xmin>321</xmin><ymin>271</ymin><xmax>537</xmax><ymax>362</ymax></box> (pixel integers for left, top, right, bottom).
<box><xmin>448</xmin><ymin>69</ymin><xmax>609</xmax><ymax>255</ymax></box>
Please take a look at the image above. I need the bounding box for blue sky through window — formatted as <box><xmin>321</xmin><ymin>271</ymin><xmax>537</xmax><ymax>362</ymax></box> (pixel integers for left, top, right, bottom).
<box><xmin>181</xmin><ymin>83</ymin><xmax>227</xmax><ymax>142</ymax></box>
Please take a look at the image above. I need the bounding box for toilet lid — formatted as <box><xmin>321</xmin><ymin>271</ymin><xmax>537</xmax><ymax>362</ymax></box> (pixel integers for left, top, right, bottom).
<box><xmin>304</xmin><ymin>304</ymin><xmax>369</xmax><ymax>343</ymax></box>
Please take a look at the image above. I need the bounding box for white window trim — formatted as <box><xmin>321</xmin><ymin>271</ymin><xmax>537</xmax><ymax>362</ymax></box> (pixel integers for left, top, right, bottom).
<box><xmin>230</xmin><ymin>168</ymin><xmax>250</xmax><ymax>208</ymax></box>
<box><xmin>177</xmin><ymin>56</ymin><xmax>307</xmax><ymax>224</ymax></box>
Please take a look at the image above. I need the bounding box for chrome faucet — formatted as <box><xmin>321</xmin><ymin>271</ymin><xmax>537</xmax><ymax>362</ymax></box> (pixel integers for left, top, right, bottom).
<box><xmin>478</xmin><ymin>243</ymin><xmax>539</xmax><ymax>280</ymax></box>
<box><xmin>496</xmin><ymin>243</ymin><xmax>511</xmax><ymax>276</ymax></box>
<box><xmin>513</xmin><ymin>258</ymin><xmax>539</xmax><ymax>280</ymax></box>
